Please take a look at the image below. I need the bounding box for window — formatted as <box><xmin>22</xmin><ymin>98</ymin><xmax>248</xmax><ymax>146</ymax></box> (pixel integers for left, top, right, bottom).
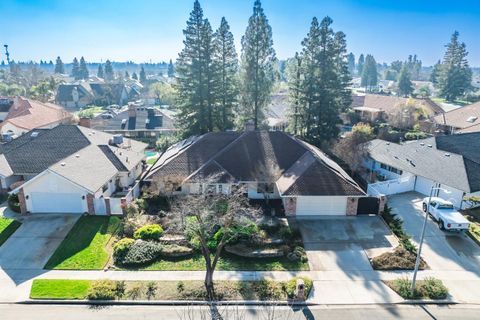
<box><xmin>218</xmin><ymin>184</ymin><xmax>223</xmax><ymax>194</ymax></box>
<box><xmin>206</xmin><ymin>184</ymin><xmax>216</xmax><ymax>194</ymax></box>
<box><xmin>379</xmin><ymin>163</ymin><xmax>402</xmax><ymax>175</ymax></box>
<box><xmin>175</xmin><ymin>185</ymin><xmax>182</xmax><ymax>192</ymax></box>
<box><xmin>257</xmin><ymin>183</ymin><xmax>274</xmax><ymax>194</ymax></box>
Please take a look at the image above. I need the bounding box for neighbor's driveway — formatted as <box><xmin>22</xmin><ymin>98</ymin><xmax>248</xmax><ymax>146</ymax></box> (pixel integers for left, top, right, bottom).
<box><xmin>0</xmin><ymin>214</ymin><xmax>80</xmax><ymax>270</ymax></box>
<box><xmin>388</xmin><ymin>192</ymin><xmax>480</xmax><ymax>273</ymax></box>
<box><xmin>297</xmin><ymin>216</ymin><xmax>397</xmax><ymax>271</ymax></box>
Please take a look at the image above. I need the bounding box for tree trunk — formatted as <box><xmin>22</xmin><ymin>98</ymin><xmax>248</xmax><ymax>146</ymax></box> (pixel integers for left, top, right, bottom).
<box><xmin>205</xmin><ymin>266</ymin><xmax>215</xmax><ymax>301</ymax></box>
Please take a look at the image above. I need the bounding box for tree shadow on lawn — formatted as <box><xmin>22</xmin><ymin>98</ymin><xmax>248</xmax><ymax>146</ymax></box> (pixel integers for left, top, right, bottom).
<box><xmin>44</xmin><ymin>216</ymin><xmax>119</xmax><ymax>270</ymax></box>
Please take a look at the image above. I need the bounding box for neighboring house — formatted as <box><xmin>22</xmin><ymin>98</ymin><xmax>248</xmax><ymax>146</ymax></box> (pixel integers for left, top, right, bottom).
<box><xmin>86</xmin><ymin>103</ymin><xmax>177</xmax><ymax>138</ymax></box>
<box><xmin>0</xmin><ymin>96</ymin><xmax>72</xmax><ymax>137</ymax></box>
<box><xmin>56</xmin><ymin>82</ymin><xmax>140</xmax><ymax>109</ymax></box>
<box><xmin>2</xmin><ymin>125</ymin><xmax>147</xmax><ymax>215</ymax></box>
<box><xmin>351</xmin><ymin>94</ymin><xmax>444</xmax><ymax>123</ymax></box>
<box><xmin>365</xmin><ymin>133</ymin><xmax>480</xmax><ymax>209</ymax></box>
<box><xmin>266</xmin><ymin>89</ymin><xmax>290</xmax><ymax>131</ymax></box>
<box><xmin>144</xmin><ymin>128</ymin><xmax>368</xmax><ymax>216</ymax></box>
<box><xmin>433</xmin><ymin>101</ymin><xmax>480</xmax><ymax>134</ymax></box>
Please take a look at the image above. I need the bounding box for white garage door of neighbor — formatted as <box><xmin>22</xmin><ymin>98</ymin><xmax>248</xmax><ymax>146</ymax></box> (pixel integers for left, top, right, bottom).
<box><xmin>296</xmin><ymin>197</ymin><xmax>347</xmax><ymax>216</ymax></box>
<box><xmin>30</xmin><ymin>192</ymin><xmax>85</xmax><ymax>213</ymax></box>
<box><xmin>414</xmin><ymin>176</ymin><xmax>436</xmax><ymax>196</ymax></box>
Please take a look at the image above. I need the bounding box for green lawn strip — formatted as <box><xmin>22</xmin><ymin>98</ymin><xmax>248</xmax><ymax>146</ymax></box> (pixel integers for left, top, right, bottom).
<box><xmin>45</xmin><ymin>216</ymin><xmax>120</xmax><ymax>270</ymax></box>
<box><xmin>30</xmin><ymin>279</ymin><xmax>312</xmax><ymax>301</ymax></box>
<box><xmin>467</xmin><ymin>223</ymin><xmax>480</xmax><ymax>245</ymax></box>
<box><xmin>30</xmin><ymin>279</ymin><xmax>92</xmax><ymax>300</ymax></box>
<box><xmin>146</xmin><ymin>157</ymin><xmax>158</xmax><ymax>165</ymax></box>
<box><xmin>124</xmin><ymin>252</ymin><xmax>309</xmax><ymax>271</ymax></box>
<box><xmin>0</xmin><ymin>218</ymin><xmax>21</xmax><ymax>247</ymax></box>
<box><xmin>384</xmin><ymin>278</ymin><xmax>448</xmax><ymax>300</ymax></box>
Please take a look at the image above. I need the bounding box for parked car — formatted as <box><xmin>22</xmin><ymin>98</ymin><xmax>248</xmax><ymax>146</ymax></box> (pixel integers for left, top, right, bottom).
<box><xmin>422</xmin><ymin>197</ymin><xmax>470</xmax><ymax>231</ymax></box>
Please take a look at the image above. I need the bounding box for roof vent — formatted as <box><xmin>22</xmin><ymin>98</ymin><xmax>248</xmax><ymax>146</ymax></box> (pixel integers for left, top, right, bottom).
<box><xmin>420</xmin><ymin>142</ymin><xmax>425</xmax><ymax>146</ymax></box>
<box><xmin>112</xmin><ymin>134</ymin><xmax>124</xmax><ymax>145</ymax></box>
<box><xmin>386</xmin><ymin>142</ymin><xmax>390</xmax><ymax>145</ymax></box>
<box><xmin>445</xmin><ymin>153</ymin><xmax>450</xmax><ymax>157</ymax></box>
<box><xmin>60</xmin><ymin>162</ymin><xmax>66</xmax><ymax>166</ymax></box>
<box><xmin>427</xmin><ymin>144</ymin><xmax>432</xmax><ymax>148</ymax></box>
<box><xmin>31</xmin><ymin>131</ymin><xmax>39</xmax><ymax>138</ymax></box>
<box><xmin>467</xmin><ymin>116</ymin><xmax>478</xmax><ymax>123</ymax></box>
<box><xmin>75</xmin><ymin>154</ymin><xmax>80</xmax><ymax>158</ymax></box>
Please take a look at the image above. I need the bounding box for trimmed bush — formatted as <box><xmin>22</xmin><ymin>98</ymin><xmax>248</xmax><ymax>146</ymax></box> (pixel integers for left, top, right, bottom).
<box><xmin>372</xmin><ymin>246</ymin><xmax>427</xmax><ymax>270</ymax></box>
<box><xmin>134</xmin><ymin>224</ymin><xmax>163</xmax><ymax>241</ymax></box>
<box><xmin>7</xmin><ymin>194</ymin><xmax>21</xmax><ymax>213</ymax></box>
<box><xmin>86</xmin><ymin>280</ymin><xmax>116</xmax><ymax>300</ymax></box>
<box><xmin>254</xmin><ymin>279</ymin><xmax>284</xmax><ymax>300</ymax></box>
<box><xmin>118</xmin><ymin>240</ymin><xmax>162</xmax><ymax>266</ymax></box>
<box><xmin>159</xmin><ymin>244</ymin><xmax>194</xmax><ymax>258</ymax></box>
<box><xmin>387</xmin><ymin>277</ymin><xmax>448</xmax><ymax>300</ymax></box>
<box><xmin>419</xmin><ymin>277</ymin><xmax>448</xmax><ymax>300</ymax></box>
<box><xmin>113</xmin><ymin>238</ymin><xmax>135</xmax><ymax>264</ymax></box>
<box><xmin>283</xmin><ymin>277</ymin><xmax>313</xmax><ymax>299</ymax></box>
<box><xmin>287</xmin><ymin>246</ymin><xmax>308</xmax><ymax>263</ymax></box>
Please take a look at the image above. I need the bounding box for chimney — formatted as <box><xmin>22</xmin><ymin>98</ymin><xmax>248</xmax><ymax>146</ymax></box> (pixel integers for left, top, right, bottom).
<box><xmin>128</xmin><ymin>103</ymin><xmax>136</xmax><ymax>118</ymax></box>
<box><xmin>79</xmin><ymin>117</ymin><xmax>91</xmax><ymax>128</ymax></box>
<box><xmin>244</xmin><ymin>119</ymin><xmax>255</xmax><ymax>132</ymax></box>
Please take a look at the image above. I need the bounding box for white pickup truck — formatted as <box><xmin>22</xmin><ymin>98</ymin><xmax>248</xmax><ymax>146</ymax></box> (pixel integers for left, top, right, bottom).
<box><xmin>422</xmin><ymin>197</ymin><xmax>470</xmax><ymax>231</ymax></box>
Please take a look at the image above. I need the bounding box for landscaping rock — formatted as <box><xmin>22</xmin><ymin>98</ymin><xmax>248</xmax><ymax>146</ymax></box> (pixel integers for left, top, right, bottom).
<box><xmin>225</xmin><ymin>243</ymin><xmax>285</xmax><ymax>258</ymax></box>
<box><xmin>159</xmin><ymin>244</ymin><xmax>194</xmax><ymax>258</ymax></box>
<box><xmin>159</xmin><ymin>234</ymin><xmax>189</xmax><ymax>246</ymax></box>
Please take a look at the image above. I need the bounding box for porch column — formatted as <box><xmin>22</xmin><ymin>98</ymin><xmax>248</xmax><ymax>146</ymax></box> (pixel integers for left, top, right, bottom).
<box><xmin>86</xmin><ymin>194</ymin><xmax>95</xmax><ymax>215</ymax></box>
<box><xmin>105</xmin><ymin>197</ymin><xmax>111</xmax><ymax>216</ymax></box>
<box><xmin>18</xmin><ymin>188</ymin><xmax>27</xmax><ymax>214</ymax></box>
<box><xmin>378</xmin><ymin>195</ymin><xmax>386</xmax><ymax>215</ymax></box>
<box><xmin>346</xmin><ymin>197</ymin><xmax>358</xmax><ymax>216</ymax></box>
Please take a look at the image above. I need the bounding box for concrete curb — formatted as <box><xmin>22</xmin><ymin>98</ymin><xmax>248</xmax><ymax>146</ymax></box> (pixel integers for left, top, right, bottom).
<box><xmin>19</xmin><ymin>299</ymin><xmax>311</xmax><ymax>306</ymax></box>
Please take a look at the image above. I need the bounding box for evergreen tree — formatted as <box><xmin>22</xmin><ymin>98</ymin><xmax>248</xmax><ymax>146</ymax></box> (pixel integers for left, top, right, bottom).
<box><xmin>125</xmin><ymin>71</ymin><xmax>130</xmax><ymax>79</ymax></box>
<box><xmin>357</xmin><ymin>54</ymin><xmax>365</xmax><ymax>76</ymax></box>
<box><xmin>79</xmin><ymin>57</ymin><xmax>89</xmax><ymax>79</ymax></box>
<box><xmin>211</xmin><ymin>17</ymin><xmax>238</xmax><ymax>131</ymax></box>
<box><xmin>104</xmin><ymin>60</ymin><xmax>114</xmax><ymax>81</ymax></box>
<box><xmin>167</xmin><ymin>59</ymin><xmax>175</xmax><ymax>77</ymax></box>
<box><xmin>437</xmin><ymin>31</ymin><xmax>472</xmax><ymax>101</ymax></box>
<box><xmin>430</xmin><ymin>60</ymin><xmax>442</xmax><ymax>85</ymax></box>
<box><xmin>361</xmin><ymin>54</ymin><xmax>378</xmax><ymax>91</ymax></box>
<box><xmin>54</xmin><ymin>56</ymin><xmax>65</xmax><ymax>74</ymax></box>
<box><xmin>132</xmin><ymin>72</ymin><xmax>138</xmax><ymax>80</ymax></box>
<box><xmin>286</xmin><ymin>52</ymin><xmax>302</xmax><ymax>135</ymax></box>
<box><xmin>333</xmin><ymin>31</ymin><xmax>353</xmax><ymax>111</ymax></box>
<box><xmin>139</xmin><ymin>66</ymin><xmax>147</xmax><ymax>83</ymax></box>
<box><xmin>347</xmin><ymin>52</ymin><xmax>355</xmax><ymax>76</ymax></box>
<box><xmin>397</xmin><ymin>65</ymin><xmax>414</xmax><ymax>97</ymax></box>
<box><xmin>175</xmin><ymin>0</ymin><xmax>216</xmax><ymax>135</ymax></box>
<box><xmin>239</xmin><ymin>0</ymin><xmax>276</xmax><ymax>129</ymax></box>
<box><xmin>97</xmin><ymin>64</ymin><xmax>104</xmax><ymax>78</ymax></box>
<box><xmin>71</xmin><ymin>57</ymin><xmax>80</xmax><ymax>79</ymax></box>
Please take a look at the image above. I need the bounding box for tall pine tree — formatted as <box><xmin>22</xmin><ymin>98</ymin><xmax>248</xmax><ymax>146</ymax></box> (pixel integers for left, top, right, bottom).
<box><xmin>97</xmin><ymin>64</ymin><xmax>104</xmax><ymax>78</ymax></box>
<box><xmin>397</xmin><ymin>64</ymin><xmax>414</xmax><ymax>97</ymax></box>
<box><xmin>357</xmin><ymin>54</ymin><xmax>365</xmax><ymax>76</ymax></box>
<box><xmin>104</xmin><ymin>60</ymin><xmax>114</xmax><ymax>81</ymax></box>
<box><xmin>347</xmin><ymin>52</ymin><xmax>355</xmax><ymax>76</ymax></box>
<box><xmin>167</xmin><ymin>59</ymin><xmax>175</xmax><ymax>77</ymax></box>
<box><xmin>437</xmin><ymin>31</ymin><xmax>472</xmax><ymax>101</ymax></box>
<box><xmin>239</xmin><ymin>0</ymin><xmax>276</xmax><ymax>129</ymax></box>
<box><xmin>361</xmin><ymin>54</ymin><xmax>378</xmax><ymax>91</ymax></box>
<box><xmin>79</xmin><ymin>57</ymin><xmax>89</xmax><ymax>79</ymax></box>
<box><xmin>132</xmin><ymin>72</ymin><xmax>138</xmax><ymax>80</ymax></box>
<box><xmin>139</xmin><ymin>66</ymin><xmax>146</xmax><ymax>83</ymax></box>
<box><xmin>212</xmin><ymin>17</ymin><xmax>238</xmax><ymax>131</ymax></box>
<box><xmin>71</xmin><ymin>57</ymin><xmax>80</xmax><ymax>80</ymax></box>
<box><xmin>54</xmin><ymin>56</ymin><xmax>65</xmax><ymax>74</ymax></box>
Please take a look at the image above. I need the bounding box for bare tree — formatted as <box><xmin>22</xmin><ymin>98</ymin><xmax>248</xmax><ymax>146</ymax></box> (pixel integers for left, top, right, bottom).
<box><xmin>333</xmin><ymin>122</ymin><xmax>374</xmax><ymax>172</ymax></box>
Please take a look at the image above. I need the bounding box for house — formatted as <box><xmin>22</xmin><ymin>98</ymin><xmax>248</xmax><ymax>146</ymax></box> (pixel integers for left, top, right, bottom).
<box><xmin>365</xmin><ymin>133</ymin><xmax>480</xmax><ymax>209</ymax></box>
<box><xmin>0</xmin><ymin>96</ymin><xmax>72</xmax><ymax>138</ymax></box>
<box><xmin>2</xmin><ymin>125</ymin><xmax>147</xmax><ymax>214</ymax></box>
<box><xmin>433</xmin><ymin>101</ymin><xmax>480</xmax><ymax>134</ymax></box>
<box><xmin>144</xmin><ymin>128</ymin><xmax>368</xmax><ymax>216</ymax></box>
<box><xmin>56</xmin><ymin>82</ymin><xmax>140</xmax><ymax>109</ymax></box>
<box><xmin>351</xmin><ymin>94</ymin><xmax>444</xmax><ymax>123</ymax></box>
<box><xmin>85</xmin><ymin>103</ymin><xmax>177</xmax><ymax>138</ymax></box>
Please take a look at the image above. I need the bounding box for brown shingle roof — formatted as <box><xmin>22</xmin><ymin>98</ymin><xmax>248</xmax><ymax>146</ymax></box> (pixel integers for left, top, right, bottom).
<box><xmin>433</xmin><ymin>101</ymin><xmax>480</xmax><ymax>131</ymax></box>
<box><xmin>353</xmin><ymin>94</ymin><xmax>443</xmax><ymax>117</ymax></box>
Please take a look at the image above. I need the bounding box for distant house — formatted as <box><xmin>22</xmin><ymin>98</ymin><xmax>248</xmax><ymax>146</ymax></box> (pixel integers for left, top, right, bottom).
<box><xmin>433</xmin><ymin>101</ymin><xmax>480</xmax><ymax>134</ymax></box>
<box><xmin>56</xmin><ymin>82</ymin><xmax>140</xmax><ymax>109</ymax></box>
<box><xmin>0</xmin><ymin>96</ymin><xmax>72</xmax><ymax>137</ymax></box>
<box><xmin>85</xmin><ymin>103</ymin><xmax>177</xmax><ymax>138</ymax></box>
<box><xmin>364</xmin><ymin>133</ymin><xmax>480</xmax><ymax>209</ymax></box>
<box><xmin>4</xmin><ymin>125</ymin><xmax>147</xmax><ymax>214</ymax></box>
<box><xmin>144</xmin><ymin>127</ymin><xmax>369</xmax><ymax>216</ymax></box>
<box><xmin>351</xmin><ymin>94</ymin><xmax>444</xmax><ymax>123</ymax></box>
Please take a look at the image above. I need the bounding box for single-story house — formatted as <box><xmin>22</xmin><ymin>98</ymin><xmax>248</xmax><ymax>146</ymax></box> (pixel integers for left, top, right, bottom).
<box><xmin>351</xmin><ymin>94</ymin><xmax>444</xmax><ymax>123</ymax></box>
<box><xmin>365</xmin><ymin>133</ymin><xmax>480</xmax><ymax>209</ymax></box>
<box><xmin>433</xmin><ymin>101</ymin><xmax>480</xmax><ymax>134</ymax></box>
<box><xmin>84</xmin><ymin>103</ymin><xmax>177</xmax><ymax>138</ymax></box>
<box><xmin>0</xmin><ymin>96</ymin><xmax>72</xmax><ymax>138</ymax></box>
<box><xmin>2</xmin><ymin>125</ymin><xmax>147</xmax><ymax>214</ymax></box>
<box><xmin>56</xmin><ymin>82</ymin><xmax>95</xmax><ymax>109</ymax></box>
<box><xmin>144</xmin><ymin>128</ymin><xmax>369</xmax><ymax>216</ymax></box>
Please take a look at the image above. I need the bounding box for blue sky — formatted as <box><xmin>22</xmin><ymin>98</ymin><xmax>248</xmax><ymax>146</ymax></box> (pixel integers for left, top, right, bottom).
<box><xmin>2</xmin><ymin>0</ymin><xmax>480</xmax><ymax>66</ymax></box>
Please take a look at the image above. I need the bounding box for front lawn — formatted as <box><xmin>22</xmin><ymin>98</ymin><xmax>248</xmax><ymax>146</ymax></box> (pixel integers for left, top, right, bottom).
<box><xmin>30</xmin><ymin>278</ymin><xmax>313</xmax><ymax>301</ymax></box>
<box><xmin>44</xmin><ymin>216</ymin><xmax>120</xmax><ymax>270</ymax></box>
<box><xmin>461</xmin><ymin>207</ymin><xmax>480</xmax><ymax>245</ymax></box>
<box><xmin>128</xmin><ymin>252</ymin><xmax>309</xmax><ymax>271</ymax></box>
<box><xmin>0</xmin><ymin>218</ymin><xmax>21</xmax><ymax>247</ymax></box>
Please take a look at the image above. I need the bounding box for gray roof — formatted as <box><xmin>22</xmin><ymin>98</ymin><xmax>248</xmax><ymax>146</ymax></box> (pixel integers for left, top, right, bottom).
<box><xmin>367</xmin><ymin>134</ymin><xmax>480</xmax><ymax>192</ymax></box>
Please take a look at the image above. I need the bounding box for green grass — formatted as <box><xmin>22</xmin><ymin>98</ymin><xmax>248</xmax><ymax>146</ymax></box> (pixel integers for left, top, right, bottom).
<box><xmin>44</xmin><ymin>216</ymin><xmax>120</xmax><ymax>270</ymax></box>
<box><xmin>0</xmin><ymin>218</ymin><xmax>21</xmax><ymax>247</ymax></box>
<box><xmin>146</xmin><ymin>157</ymin><xmax>158</xmax><ymax>165</ymax></box>
<box><xmin>125</xmin><ymin>252</ymin><xmax>309</xmax><ymax>271</ymax></box>
<box><xmin>30</xmin><ymin>279</ymin><xmax>92</xmax><ymax>300</ymax></box>
<box><xmin>431</xmin><ymin>97</ymin><xmax>470</xmax><ymax>106</ymax></box>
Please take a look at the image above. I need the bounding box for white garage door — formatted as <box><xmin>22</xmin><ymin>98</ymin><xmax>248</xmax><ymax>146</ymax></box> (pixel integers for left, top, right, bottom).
<box><xmin>414</xmin><ymin>176</ymin><xmax>436</xmax><ymax>196</ymax></box>
<box><xmin>30</xmin><ymin>192</ymin><xmax>85</xmax><ymax>213</ymax></box>
<box><xmin>296</xmin><ymin>197</ymin><xmax>347</xmax><ymax>216</ymax></box>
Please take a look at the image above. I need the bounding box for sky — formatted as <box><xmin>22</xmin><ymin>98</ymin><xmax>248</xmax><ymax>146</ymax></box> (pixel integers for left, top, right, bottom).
<box><xmin>1</xmin><ymin>0</ymin><xmax>480</xmax><ymax>66</ymax></box>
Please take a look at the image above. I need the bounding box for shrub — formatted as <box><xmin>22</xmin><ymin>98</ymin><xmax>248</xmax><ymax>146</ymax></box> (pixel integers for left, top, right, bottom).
<box><xmin>405</xmin><ymin>131</ymin><xmax>428</xmax><ymax>140</ymax></box>
<box><xmin>113</xmin><ymin>238</ymin><xmax>135</xmax><ymax>263</ymax></box>
<box><xmin>145</xmin><ymin>281</ymin><xmax>157</xmax><ymax>300</ymax></box>
<box><xmin>419</xmin><ymin>277</ymin><xmax>448</xmax><ymax>300</ymax></box>
<box><xmin>87</xmin><ymin>280</ymin><xmax>116</xmax><ymax>300</ymax></box>
<box><xmin>159</xmin><ymin>244</ymin><xmax>194</xmax><ymax>258</ymax></box>
<box><xmin>133</xmin><ymin>224</ymin><xmax>163</xmax><ymax>241</ymax></box>
<box><xmin>390</xmin><ymin>278</ymin><xmax>420</xmax><ymax>300</ymax></box>
<box><xmin>128</xmin><ymin>286</ymin><xmax>142</xmax><ymax>300</ymax></box>
<box><xmin>7</xmin><ymin>194</ymin><xmax>20</xmax><ymax>213</ymax></box>
<box><xmin>372</xmin><ymin>246</ymin><xmax>427</xmax><ymax>270</ymax></box>
<box><xmin>283</xmin><ymin>277</ymin><xmax>313</xmax><ymax>299</ymax></box>
<box><xmin>118</xmin><ymin>240</ymin><xmax>162</xmax><ymax>266</ymax></box>
<box><xmin>287</xmin><ymin>246</ymin><xmax>308</xmax><ymax>263</ymax></box>
<box><xmin>254</xmin><ymin>280</ymin><xmax>284</xmax><ymax>300</ymax></box>
<box><xmin>114</xmin><ymin>281</ymin><xmax>126</xmax><ymax>299</ymax></box>
<box><xmin>176</xmin><ymin>281</ymin><xmax>185</xmax><ymax>294</ymax></box>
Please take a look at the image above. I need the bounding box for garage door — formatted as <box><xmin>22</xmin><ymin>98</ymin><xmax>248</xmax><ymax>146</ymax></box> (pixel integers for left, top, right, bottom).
<box><xmin>30</xmin><ymin>192</ymin><xmax>85</xmax><ymax>213</ymax></box>
<box><xmin>414</xmin><ymin>176</ymin><xmax>436</xmax><ymax>196</ymax></box>
<box><xmin>296</xmin><ymin>197</ymin><xmax>347</xmax><ymax>216</ymax></box>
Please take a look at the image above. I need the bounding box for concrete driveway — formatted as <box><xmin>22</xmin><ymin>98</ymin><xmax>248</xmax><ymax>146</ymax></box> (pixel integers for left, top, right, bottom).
<box><xmin>388</xmin><ymin>192</ymin><xmax>480</xmax><ymax>273</ymax></box>
<box><xmin>297</xmin><ymin>216</ymin><xmax>397</xmax><ymax>271</ymax></box>
<box><xmin>0</xmin><ymin>214</ymin><xmax>80</xmax><ymax>270</ymax></box>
